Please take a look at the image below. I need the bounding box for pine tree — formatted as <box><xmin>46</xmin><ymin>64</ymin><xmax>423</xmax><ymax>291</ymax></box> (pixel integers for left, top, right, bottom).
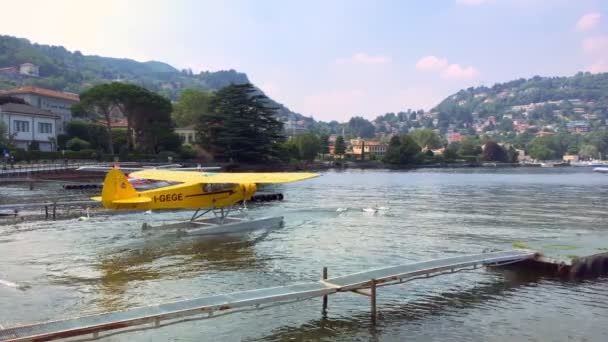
<box><xmin>197</xmin><ymin>83</ymin><xmax>285</xmax><ymax>162</ymax></box>
<box><xmin>319</xmin><ymin>134</ymin><xmax>329</xmax><ymax>160</ymax></box>
<box><xmin>334</xmin><ymin>136</ymin><xmax>346</xmax><ymax>157</ymax></box>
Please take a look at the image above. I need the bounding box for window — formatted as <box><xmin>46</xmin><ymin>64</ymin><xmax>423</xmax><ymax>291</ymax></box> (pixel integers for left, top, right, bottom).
<box><xmin>39</xmin><ymin>122</ymin><xmax>53</xmax><ymax>134</ymax></box>
<box><xmin>202</xmin><ymin>183</ymin><xmax>236</xmax><ymax>193</ymax></box>
<box><xmin>14</xmin><ymin>120</ymin><xmax>29</xmax><ymax>132</ymax></box>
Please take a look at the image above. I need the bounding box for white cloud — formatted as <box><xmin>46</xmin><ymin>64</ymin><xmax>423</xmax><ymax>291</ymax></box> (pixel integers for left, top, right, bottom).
<box><xmin>336</xmin><ymin>53</ymin><xmax>391</xmax><ymax>65</ymax></box>
<box><xmin>416</xmin><ymin>55</ymin><xmax>479</xmax><ymax>80</ymax></box>
<box><xmin>588</xmin><ymin>61</ymin><xmax>608</xmax><ymax>74</ymax></box>
<box><xmin>582</xmin><ymin>35</ymin><xmax>608</xmax><ymax>54</ymax></box>
<box><xmin>456</xmin><ymin>0</ymin><xmax>491</xmax><ymax>6</ymax></box>
<box><xmin>576</xmin><ymin>12</ymin><xmax>601</xmax><ymax>31</ymax></box>
<box><xmin>441</xmin><ymin>63</ymin><xmax>480</xmax><ymax>80</ymax></box>
<box><xmin>415</xmin><ymin>55</ymin><xmax>448</xmax><ymax>70</ymax></box>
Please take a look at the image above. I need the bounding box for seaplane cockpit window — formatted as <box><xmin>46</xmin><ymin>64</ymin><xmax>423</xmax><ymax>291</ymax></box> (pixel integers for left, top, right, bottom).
<box><xmin>202</xmin><ymin>183</ymin><xmax>236</xmax><ymax>193</ymax></box>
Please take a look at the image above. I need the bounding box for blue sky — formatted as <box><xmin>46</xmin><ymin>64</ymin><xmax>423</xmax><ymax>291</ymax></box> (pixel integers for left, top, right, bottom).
<box><xmin>1</xmin><ymin>0</ymin><xmax>607</xmax><ymax>121</ymax></box>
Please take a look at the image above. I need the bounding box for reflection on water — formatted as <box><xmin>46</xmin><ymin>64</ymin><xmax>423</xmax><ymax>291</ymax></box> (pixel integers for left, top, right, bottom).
<box><xmin>1</xmin><ymin>168</ymin><xmax>607</xmax><ymax>341</ymax></box>
<box><xmin>258</xmin><ymin>270</ymin><xmax>544</xmax><ymax>342</ymax></box>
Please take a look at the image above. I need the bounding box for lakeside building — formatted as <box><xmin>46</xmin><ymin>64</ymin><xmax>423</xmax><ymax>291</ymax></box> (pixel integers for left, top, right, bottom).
<box><xmin>447</xmin><ymin>132</ymin><xmax>465</xmax><ymax>144</ymax></box>
<box><xmin>0</xmin><ymin>86</ymin><xmax>79</xmax><ymax>135</ymax></box>
<box><xmin>0</xmin><ymin>102</ymin><xmax>59</xmax><ymax>151</ymax></box>
<box><xmin>349</xmin><ymin>138</ymin><xmax>388</xmax><ymax>159</ymax></box>
<box><xmin>567</xmin><ymin>121</ymin><xmax>591</xmax><ymax>134</ymax></box>
<box><xmin>175</xmin><ymin>125</ymin><xmax>197</xmax><ymax>145</ymax></box>
<box><xmin>563</xmin><ymin>154</ymin><xmax>579</xmax><ymax>163</ymax></box>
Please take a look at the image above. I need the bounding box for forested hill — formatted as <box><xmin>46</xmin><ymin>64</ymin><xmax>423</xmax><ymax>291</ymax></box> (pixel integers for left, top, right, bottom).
<box><xmin>433</xmin><ymin>72</ymin><xmax>608</xmax><ymax>128</ymax></box>
<box><xmin>0</xmin><ymin>35</ymin><xmax>310</xmax><ymax>124</ymax></box>
<box><xmin>0</xmin><ymin>35</ymin><xmax>252</xmax><ymax>99</ymax></box>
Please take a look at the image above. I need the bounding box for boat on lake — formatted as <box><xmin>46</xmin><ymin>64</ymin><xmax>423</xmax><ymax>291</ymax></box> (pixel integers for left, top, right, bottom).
<box><xmin>593</xmin><ymin>167</ymin><xmax>608</xmax><ymax>173</ymax></box>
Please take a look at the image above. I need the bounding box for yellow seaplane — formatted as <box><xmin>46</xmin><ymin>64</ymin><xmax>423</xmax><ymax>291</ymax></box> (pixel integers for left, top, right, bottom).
<box><xmin>92</xmin><ymin>168</ymin><xmax>319</xmax><ymax>236</ymax></box>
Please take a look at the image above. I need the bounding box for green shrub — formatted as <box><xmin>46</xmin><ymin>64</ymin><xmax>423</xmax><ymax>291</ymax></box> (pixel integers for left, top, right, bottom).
<box><xmin>66</xmin><ymin>137</ymin><xmax>91</xmax><ymax>151</ymax></box>
<box><xmin>179</xmin><ymin>145</ymin><xmax>197</xmax><ymax>160</ymax></box>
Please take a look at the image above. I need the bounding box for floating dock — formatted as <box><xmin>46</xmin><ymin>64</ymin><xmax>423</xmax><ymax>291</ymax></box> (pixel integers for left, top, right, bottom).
<box><xmin>0</xmin><ymin>250</ymin><xmax>537</xmax><ymax>342</ymax></box>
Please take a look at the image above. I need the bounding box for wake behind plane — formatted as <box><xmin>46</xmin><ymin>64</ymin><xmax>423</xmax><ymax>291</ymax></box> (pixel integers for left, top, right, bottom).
<box><xmin>92</xmin><ymin>168</ymin><xmax>319</xmax><ymax>235</ymax></box>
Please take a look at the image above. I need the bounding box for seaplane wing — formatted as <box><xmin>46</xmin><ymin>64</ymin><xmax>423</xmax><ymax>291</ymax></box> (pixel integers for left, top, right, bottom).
<box><xmin>128</xmin><ymin>169</ymin><xmax>319</xmax><ymax>184</ymax></box>
<box><xmin>77</xmin><ymin>165</ymin><xmax>222</xmax><ymax>172</ymax></box>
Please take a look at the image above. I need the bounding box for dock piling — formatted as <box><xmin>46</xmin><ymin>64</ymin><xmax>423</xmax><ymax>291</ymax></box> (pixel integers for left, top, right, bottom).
<box><xmin>322</xmin><ymin>267</ymin><xmax>328</xmax><ymax>317</ymax></box>
<box><xmin>370</xmin><ymin>279</ymin><xmax>377</xmax><ymax>324</ymax></box>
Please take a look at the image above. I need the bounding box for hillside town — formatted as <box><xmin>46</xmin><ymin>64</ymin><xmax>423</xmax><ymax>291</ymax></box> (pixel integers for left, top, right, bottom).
<box><xmin>1</xmin><ymin>62</ymin><xmax>608</xmax><ymax>167</ymax></box>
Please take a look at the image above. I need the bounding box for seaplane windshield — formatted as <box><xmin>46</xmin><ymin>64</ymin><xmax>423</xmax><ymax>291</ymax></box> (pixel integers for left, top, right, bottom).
<box><xmin>128</xmin><ymin>178</ymin><xmax>182</xmax><ymax>191</ymax></box>
<box><xmin>202</xmin><ymin>183</ymin><xmax>237</xmax><ymax>193</ymax></box>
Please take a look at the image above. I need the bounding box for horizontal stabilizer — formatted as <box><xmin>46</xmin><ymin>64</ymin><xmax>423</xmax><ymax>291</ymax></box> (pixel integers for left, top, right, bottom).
<box><xmin>91</xmin><ymin>196</ymin><xmax>102</xmax><ymax>202</ymax></box>
<box><xmin>112</xmin><ymin>197</ymin><xmax>152</xmax><ymax>204</ymax></box>
<box><xmin>128</xmin><ymin>170</ymin><xmax>320</xmax><ymax>184</ymax></box>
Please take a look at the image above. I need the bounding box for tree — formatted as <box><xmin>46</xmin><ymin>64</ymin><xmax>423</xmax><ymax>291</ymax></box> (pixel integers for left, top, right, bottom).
<box><xmin>66</xmin><ymin>121</ymin><xmax>109</xmax><ymax>152</ymax></box>
<box><xmin>112</xmin><ymin>129</ymin><xmax>128</xmax><ymax>155</ymax></box>
<box><xmin>482</xmin><ymin>141</ymin><xmax>507</xmax><ymax>162</ymax></box>
<box><xmin>66</xmin><ymin>137</ymin><xmax>91</xmax><ymax>151</ymax></box>
<box><xmin>409</xmin><ymin>129</ymin><xmax>443</xmax><ymax>149</ymax></box>
<box><xmin>79</xmin><ymin>82</ymin><xmax>176</xmax><ymax>154</ymax></box>
<box><xmin>383</xmin><ymin>136</ymin><xmax>402</xmax><ymax>165</ymax></box>
<box><xmin>197</xmin><ymin>83</ymin><xmax>285</xmax><ymax>162</ymax></box>
<box><xmin>498</xmin><ymin>118</ymin><xmax>514</xmax><ymax>132</ymax></box>
<box><xmin>398</xmin><ymin>135</ymin><xmax>422</xmax><ymax>164</ymax></box>
<box><xmin>172</xmin><ymin>89</ymin><xmax>214</xmax><ymax>127</ymax></box>
<box><xmin>584</xmin><ymin>131</ymin><xmax>608</xmax><ymax>158</ymax></box>
<box><xmin>279</xmin><ymin>141</ymin><xmax>300</xmax><ymax>162</ymax></box>
<box><xmin>110</xmin><ymin>83</ymin><xmax>174</xmax><ymax>153</ymax></box>
<box><xmin>444</xmin><ymin>142</ymin><xmax>460</xmax><ymax>160</ymax></box>
<box><xmin>319</xmin><ymin>134</ymin><xmax>329</xmax><ymax>160</ymax></box>
<box><xmin>458</xmin><ymin>137</ymin><xmax>481</xmax><ymax>157</ymax></box>
<box><xmin>334</xmin><ymin>136</ymin><xmax>346</xmax><ymax>157</ymax></box>
<box><xmin>77</xmin><ymin>84</ymin><xmax>119</xmax><ymax>154</ymax></box>
<box><xmin>0</xmin><ymin>122</ymin><xmax>8</xmax><ymax>149</ymax></box>
<box><xmin>294</xmin><ymin>133</ymin><xmax>320</xmax><ymax>162</ymax></box>
<box><xmin>579</xmin><ymin>144</ymin><xmax>599</xmax><ymax>159</ymax></box>
<box><xmin>348</xmin><ymin>117</ymin><xmax>375</xmax><ymax>138</ymax></box>
<box><xmin>528</xmin><ymin>136</ymin><xmax>557</xmax><ymax>160</ymax></box>
<box><xmin>383</xmin><ymin>135</ymin><xmax>421</xmax><ymax>166</ymax></box>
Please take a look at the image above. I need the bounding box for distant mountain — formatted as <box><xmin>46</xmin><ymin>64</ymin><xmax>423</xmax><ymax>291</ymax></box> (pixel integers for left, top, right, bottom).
<box><xmin>0</xmin><ymin>35</ymin><xmax>309</xmax><ymax>124</ymax></box>
<box><xmin>432</xmin><ymin>72</ymin><xmax>608</xmax><ymax>131</ymax></box>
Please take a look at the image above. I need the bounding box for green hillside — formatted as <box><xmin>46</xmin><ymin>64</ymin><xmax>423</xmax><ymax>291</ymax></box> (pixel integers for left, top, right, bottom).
<box><xmin>0</xmin><ymin>35</ymin><xmax>311</xmax><ymax>125</ymax></box>
<box><xmin>0</xmin><ymin>35</ymin><xmax>250</xmax><ymax>99</ymax></box>
<box><xmin>433</xmin><ymin>72</ymin><xmax>608</xmax><ymax>131</ymax></box>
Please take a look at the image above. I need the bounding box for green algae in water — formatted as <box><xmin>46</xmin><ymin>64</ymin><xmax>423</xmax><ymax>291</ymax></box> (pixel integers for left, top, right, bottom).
<box><xmin>512</xmin><ymin>241</ymin><xmax>530</xmax><ymax>249</ymax></box>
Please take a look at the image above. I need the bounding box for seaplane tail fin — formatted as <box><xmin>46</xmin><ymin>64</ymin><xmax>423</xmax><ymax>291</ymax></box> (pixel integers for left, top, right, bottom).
<box><xmin>100</xmin><ymin>169</ymin><xmax>138</xmax><ymax>208</ymax></box>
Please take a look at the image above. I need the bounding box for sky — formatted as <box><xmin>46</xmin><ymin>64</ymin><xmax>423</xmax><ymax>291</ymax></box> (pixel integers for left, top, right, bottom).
<box><xmin>1</xmin><ymin>0</ymin><xmax>607</xmax><ymax>122</ymax></box>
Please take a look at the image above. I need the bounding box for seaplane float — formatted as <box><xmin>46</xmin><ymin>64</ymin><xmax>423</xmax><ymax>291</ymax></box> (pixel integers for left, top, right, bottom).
<box><xmin>90</xmin><ymin>167</ymin><xmax>319</xmax><ymax>236</ymax></box>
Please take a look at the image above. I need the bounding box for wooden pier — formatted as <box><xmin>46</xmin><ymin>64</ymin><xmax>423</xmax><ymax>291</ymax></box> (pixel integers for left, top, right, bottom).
<box><xmin>0</xmin><ymin>250</ymin><xmax>537</xmax><ymax>342</ymax></box>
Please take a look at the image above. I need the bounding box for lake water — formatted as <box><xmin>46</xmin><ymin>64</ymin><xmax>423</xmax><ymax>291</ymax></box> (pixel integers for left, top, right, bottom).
<box><xmin>1</xmin><ymin>168</ymin><xmax>608</xmax><ymax>341</ymax></box>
